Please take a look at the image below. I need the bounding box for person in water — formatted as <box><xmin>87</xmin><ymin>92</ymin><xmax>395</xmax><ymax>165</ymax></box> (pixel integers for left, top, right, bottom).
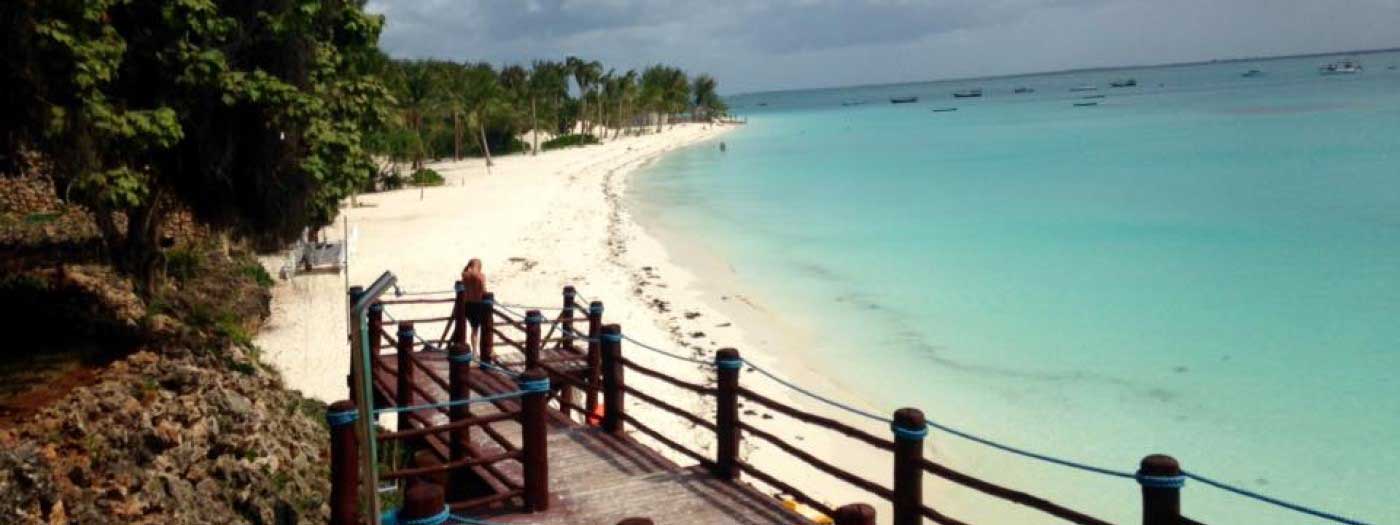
<box><xmin>461</xmin><ymin>259</ymin><xmax>488</xmax><ymax>352</ymax></box>
<box><xmin>719</xmin><ymin>141</ymin><xmax>726</xmax><ymax>152</ymax></box>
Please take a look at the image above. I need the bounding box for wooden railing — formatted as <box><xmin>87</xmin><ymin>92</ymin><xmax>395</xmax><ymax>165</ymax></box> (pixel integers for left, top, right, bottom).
<box><xmin>335</xmin><ymin>282</ymin><xmax>1205</xmax><ymax>525</ymax></box>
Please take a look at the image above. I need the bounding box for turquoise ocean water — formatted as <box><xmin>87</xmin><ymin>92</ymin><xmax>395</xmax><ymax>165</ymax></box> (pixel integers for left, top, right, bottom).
<box><xmin>631</xmin><ymin>51</ymin><xmax>1399</xmax><ymax>524</ymax></box>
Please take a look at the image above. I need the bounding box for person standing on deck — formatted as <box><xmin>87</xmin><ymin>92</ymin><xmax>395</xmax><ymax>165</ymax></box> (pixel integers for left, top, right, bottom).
<box><xmin>461</xmin><ymin>259</ymin><xmax>488</xmax><ymax>354</ymax></box>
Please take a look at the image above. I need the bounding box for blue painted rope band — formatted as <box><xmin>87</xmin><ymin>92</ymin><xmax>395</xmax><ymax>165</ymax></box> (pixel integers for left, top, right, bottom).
<box><xmin>482</xmin><ymin>299</ymin><xmax>494</xmax><ymax>306</ymax></box>
<box><xmin>716</xmin><ymin>358</ymin><xmax>744</xmax><ymax>370</ymax></box>
<box><xmin>454</xmin><ymin>282</ymin><xmax>465</xmax><ymax>292</ymax></box>
<box><xmin>394</xmin><ymin>506</ymin><xmax>450</xmax><ymax>525</ymax></box>
<box><xmin>370</xmin><ymin>303</ymin><xmax>383</xmax><ymax>313</ymax></box>
<box><xmin>564</xmin><ymin>291</ymin><xmax>576</xmax><ymax>299</ymax></box>
<box><xmin>326</xmin><ymin>410</ymin><xmax>358</xmax><ymax>427</ymax></box>
<box><xmin>448</xmin><ymin>352</ymin><xmax>474</xmax><ymax>364</ymax></box>
<box><xmin>525</xmin><ymin>313</ymin><xmax>545</xmax><ymax>324</ymax></box>
<box><xmin>398</xmin><ymin>328</ymin><xmax>416</xmax><ymax>337</ymax></box>
<box><xmin>1136</xmin><ymin>473</ymin><xmax>1187</xmax><ymax>489</ymax></box>
<box><xmin>518</xmin><ymin>378</ymin><xmax>551</xmax><ymax>393</ymax></box>
<box><xmin>601</xmin><ymin>333</ymin><xmax>622</xmax><ymax>343</ymax></box>
<box><xmin>589</xmin><ymin>305</ymin><xmax>603</xmax><ymax>315</ymax></box>
<box><xmin>892</xmin><ymin>423</ymin><xmax>929</xmax><ymax>441</ymax></box>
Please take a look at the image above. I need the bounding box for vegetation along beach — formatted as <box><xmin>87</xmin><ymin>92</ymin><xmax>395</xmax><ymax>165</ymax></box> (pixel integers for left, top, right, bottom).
<box><xmin>2</xmin><ymin>1</ymin><xmax>1396</xmax><ymax>525</ymax></box>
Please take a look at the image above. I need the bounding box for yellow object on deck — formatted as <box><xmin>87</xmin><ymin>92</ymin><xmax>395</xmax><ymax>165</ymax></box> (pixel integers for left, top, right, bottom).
<box><xmin>782</xmin><ymin>498</ymin><xmax>834</xmax><ymax>524</ymax></box>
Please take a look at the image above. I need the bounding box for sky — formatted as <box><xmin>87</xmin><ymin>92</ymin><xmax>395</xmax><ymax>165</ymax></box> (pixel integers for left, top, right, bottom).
<box><xmin>365</xmin><ymin>0</ymin><xmax>1400</xmax><ymax>95</ymax></box>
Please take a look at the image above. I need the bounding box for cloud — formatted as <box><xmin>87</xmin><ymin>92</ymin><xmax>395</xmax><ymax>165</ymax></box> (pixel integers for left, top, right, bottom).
<box><xmin>365</xmin><ymin>0</ymin><xmax>1400</xmax><ymax>94</ymax></box>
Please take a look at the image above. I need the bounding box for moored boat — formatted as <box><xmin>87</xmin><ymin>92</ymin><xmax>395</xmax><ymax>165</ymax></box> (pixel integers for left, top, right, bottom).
<box><xmin>1318</xmin><ymin>58</ymin><xmax>1363</xmax><ymax>75</ymax></box>
<box><xmin>1013</xmin><ymin>87</ymin><xmax>1035</xmax><ymax>94</ymax></box>
<box><xmin>1109</xmin><ymin>78</ymin><xmax>1137</xmax><ymax>88</ymax></box>
<box><xmin>1073</xmin><ymin>102</ymin><xmax>1099</xmax><ymax>107</ymax></box>
<box><xmin>890</xmin><ymin>96</ymin><xmax>919</xmax><ymax>104</ymax></box>
<box><xmin>930</xmin><ymin>107</ymin><xmax>958</xmax><ymax>113</ymax></box>
<box><xmin>952</xmin><ymin>89</ymin><xmax>983</xmax><ymax>98</ymax></box>
<box><xmin>1242</xmin><ymin>69</ymin><xmax>1264</xmax><ymax>77</ymax></box>
<box><xmin>1070</xmin><ymin>85</ymin><xmax>1098</xmax><ymax>92</ymax></box>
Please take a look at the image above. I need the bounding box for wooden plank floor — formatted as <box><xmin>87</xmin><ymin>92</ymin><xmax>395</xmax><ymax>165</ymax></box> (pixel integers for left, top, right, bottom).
<box><xmin>373</xmin><ymin>348</ymin><xmax>809</xmax><ymax>524</ymax></box>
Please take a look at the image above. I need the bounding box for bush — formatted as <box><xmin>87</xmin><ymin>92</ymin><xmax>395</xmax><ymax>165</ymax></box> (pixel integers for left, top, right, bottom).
<box><xmin>410</xmin><ymin>168</ymin><xmax>445</xmax><ymax>187</ymax></box>
<box><xmin>239</xmin><ymin>263</ymin><xmax>275</xmax><ymax>288</ymax></box>
<box><xmin>165</xmin><ymin>247</ymin><xmax>205</xmax><ymax>282</ymax></box>
<box><xmin>541</xmin><ymin>133</ymin><xmax>601</xmax><ymax>151</ymax></box>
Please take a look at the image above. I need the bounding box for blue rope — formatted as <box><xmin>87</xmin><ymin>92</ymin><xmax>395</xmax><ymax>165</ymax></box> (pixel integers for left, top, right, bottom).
<box><xmin>326</xmin><ymin>409</ymin><xmax>358</xmax><ymax>427</ymax></box>
<box><xmin>517</xmin><ymin>377</ymin><xmax>550</xmax><ymax>393</ymax></box>
<box><xmin>891</xmin><ymin>423</ymin><xmax>928</xmax><ymax>441</ymax></box>
<box><xmin>1182</xmin><ymin>471</ymin><xmax>1373</xmax><ymax>525</ymax></box>
<box><xmin>479</xmin><ymin>360</ymin><xmax>523</xmax><ymax>379</ymax></box>
<box><xmin>380</xmin><ymin>506</ymin><xmax>451</xmax><ymax>525</ymax></box>
<box><xmin>373</xmin><ymin>390</ymin><xmax>530</xmax><ymax>415</ymax></box>
<box><xmin>1135</xmin><ymin>473</ymin><xmax>1187</xmax><ymax>489</ymax></box>
<box><xmin>448</xmin><ymin>352</ymin><xmax>473</xmax><ymax>364</ymax></box>
<box><xmin>742</xmin><ymin>359</ymin><xmax>889</xmax><ymax>424</ymax></box>
<box><xmin>620</xmin><ymin>333</ymin><xmax>715</xmax><ymax>366</ymax></box>
<box><xmin>487</xmin><ymin>292</ymin><xmax>1379</xmax><ymax>525</ymax></box>
<box><xmin>715</xmin><ymin>357</ymin><xmax>744</xmax><ymax>370</ymax></box>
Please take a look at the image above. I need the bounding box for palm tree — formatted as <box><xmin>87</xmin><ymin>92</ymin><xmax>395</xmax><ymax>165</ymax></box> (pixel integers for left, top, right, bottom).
<box><xmin>397</xmin><ymin>61</ymin><xmax>438</xmax><ymax>169</ymax></box>
<box><xmin>461</xmin><ymin>62</ymin><xmax>504</xmax><ymax>169</ymax></box>
<box><xmin>529</xmin><ymin>60</ymin><xmax>568</xmax><ymax>154</ymax></box>
<box><xmin>566</xmin><ymin>56</ymin><xmax>603</xmax><ymax>136</ymax></box>
<box><xmin>691</xmin><ymin>74</ymin><xmax>725</xmax><ymax>122</ymax></box>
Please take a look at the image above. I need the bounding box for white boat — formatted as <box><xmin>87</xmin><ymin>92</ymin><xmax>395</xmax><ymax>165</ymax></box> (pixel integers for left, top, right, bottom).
<box><xmin>1318</xmin><ymin>58</ymin><xmax>1363</xmax><ymax>75</ymax></box>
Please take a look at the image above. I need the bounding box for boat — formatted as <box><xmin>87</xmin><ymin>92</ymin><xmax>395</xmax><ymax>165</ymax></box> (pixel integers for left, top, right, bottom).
<box><xmin>1080</xmin><ymin>94</ymin><xmax>1106</xmax><ymax>99</ymax></box>
<box><xmin>889</xmin><ymin>96</ymin><xmax>919</xmax><ymax>104</ymax></box>
<box><xmin>1389</xmin><ymin>65</ymin><xmax>1398</xmax><ymax>71</ymax></box>
<box><xmin>1241</xmin><ymin>69</ymin><xmax>1264</xmax><ymax>77</ymax></box>
<box><xmin>841</xmin><ymin>100</ymin><xmax>867</xmax><ymax>107</ymax></box>
<box><xmin>1109</xmin><ymin>78</ymin><xmax>1137</xmax><ymax>88</ymax></box>
<box><xmin>1069</xmin><ymin>85</ymin><xmax>1098</xmax><ymax>92</ymax></box>
<box><xmin>1073</xmin><ymin>102</ymin><xmax>1099</xmax><ymax>107</ymax></box>
<box><xmin>930</xmin><ymin>107</ymin><xmax>958</xmax><ymax>113</ymax></box>
<box><xmin>1013</xmin><ymin>87</ymin><xmax>1035</xmax><ymax>94</ymax></box>
<box><xmin>952</xmin><ymin>89</ymin><xmax>983</xmax><ymax>98</ymax></box>
<box><xmin>1318</xmin><ymin>58</ymin><xmax>1363</xmax><ymax>75</ymax></box>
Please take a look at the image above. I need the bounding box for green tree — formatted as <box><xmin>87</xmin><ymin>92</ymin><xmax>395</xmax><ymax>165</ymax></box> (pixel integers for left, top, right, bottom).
<box><xmin>691</xmin><ymin>74</ymin><xmax>727</xmax><ymax>121</ymax></box>
<box><xmin>528</xmin><ymin>60</ymin><xmax>568</xmax><ymax>154</ymax></box>
<box><xmin>1</xmin><ymin>0</ymin><xmax>389</xmax><ymax>294</ymax></box>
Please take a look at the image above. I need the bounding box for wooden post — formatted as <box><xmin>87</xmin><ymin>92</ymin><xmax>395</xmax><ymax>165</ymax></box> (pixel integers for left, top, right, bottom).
<box><xmin>833</xmin><ymin>503</ymin><xmax>877</xmax><ymax>525</ymax></box>
<box><xmin>396</xmin><ymin>321</ymin><xmax>416</xmax><ymax>434</ymax></box>
<box><xmin>368</xmin><ymin>302</ymin><xmax>384</xmax><ymax>362</ymax></box>
<box><xmin>585</xmin><ymin>301</ymin><xmax>604</xmax><ymax>423</ymax></box>
<box><xmin>524</xmin><ymin>309</ymin><xmax>543</xmax><ymax>370</ymax></box>
<box><xmin>891</xmin><ymin>408</ymin><xmax>927</xmax><ymax>525</ymax></box>
<box><xmin>558</xmin><ymin>287</ymin><xmax>577</xmax><ymax>419</ymax></box>
<box><xmin>714</xmin><ymin>348</ymin><xmax>742</xmax><ymax>480</ymax></box>
<box><xmin>518</xmin><ymin>368</ymin><xmax>551</xmax><ymax>511</ymax></box>
<box><xmin>327</xmin><ymin>400</ymin><xmax>359</xmax><ymax>525</ymax></box>
<box><xmin>451</xmin><ymin>281</ymin><xmax>467</xmax><ymax>349</ymax></box>
<box><xmin>410</xmin><ymin>450</ymin><xmax>447</xmax><ymax>492</ymax></box>
<box><xmin>1137</xmin><ymin>454</ymin><xmax>1184</xmax><ymax>525</ymax></box>
<box><xmin>347</xmin><ymin>286</ymin><xmax>365</xmax><ymax>399</ymax></box>
<box><xmin>447</xmin><ymin>340</ymin><xmax>474</xmax><ymax>500</ymax></box>
<box><xmin>561</xmin><ymin>286</ymin><xmax>577</xmax><ymax>350</ymax></box>
<box><xmin>399</xmin><ymin>481</ymin><xmax>446</xmax><ymax>524</ymax></box>
<box><xmin>479</xmin><ymin>292</ymin><xmax>496</xmax><ymax>363</ymax></box>
<box><xmin>600</xmin><ymin>324</ymin><xmax>624</xmax><ymax>434</ymax></box>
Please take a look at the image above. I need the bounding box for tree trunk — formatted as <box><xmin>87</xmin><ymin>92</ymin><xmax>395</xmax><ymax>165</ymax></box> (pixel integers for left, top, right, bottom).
<box><xmin>479</xmin><ymin>123</ymin><xmax>493</xmax><ymax>171</ymax></box>
<box><xmin>597</xmin><ymin>99</ymin><xmax>604</xmax><ymax>139</ymax></box>
<box><xmin>453</xmin><ymin>111</ymin><xmax>462</xmax><ymax>161</ymax></box>
<box><xmin>530</xmin><ymin>97</ymin><xmax>539</xmax><ymax>156</ymax></box>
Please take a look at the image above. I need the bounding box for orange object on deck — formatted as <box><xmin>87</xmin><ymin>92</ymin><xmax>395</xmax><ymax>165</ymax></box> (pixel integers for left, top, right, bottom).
<box><xmin>587</xmin><ymin>404</ymin><xmax>604</xmax><ymax>427</ymax></box>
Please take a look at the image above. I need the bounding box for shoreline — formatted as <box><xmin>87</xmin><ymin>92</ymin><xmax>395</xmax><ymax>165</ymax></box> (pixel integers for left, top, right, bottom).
<box><xmin>253</xmin><ymin>121</ymin><xmax>961</xmax><ymax>521</ymax></box>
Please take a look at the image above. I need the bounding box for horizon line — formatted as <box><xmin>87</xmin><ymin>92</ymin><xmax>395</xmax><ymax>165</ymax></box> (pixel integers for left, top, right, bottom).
<box><xmin>724</xmin><ymin>45</ymin><xmax>1400</xmax><ymax>99</ymax></box>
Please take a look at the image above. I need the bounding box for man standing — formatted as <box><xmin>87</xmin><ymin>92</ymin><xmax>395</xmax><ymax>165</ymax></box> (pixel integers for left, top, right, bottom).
<box><xmin>461</xmin><ymin>259</ymin><xmax>488</xmax><ymax>352</ymax></box>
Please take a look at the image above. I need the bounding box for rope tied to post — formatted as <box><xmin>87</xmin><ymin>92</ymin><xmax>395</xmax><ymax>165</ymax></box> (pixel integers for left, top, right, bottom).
<box><xmin>518</xmin><ymin>377</ymin><xmax>551</xmax><ymax>393</ymax></box>
<box><xmin>325</xmin><ymin>409</ymin><xmax>358</xmax><ymax>427</ymax></box>
<box><xmin>1135</xmin><ymin>473</ymin><xmax>1187</xmax><ymax>489</ymax></box>
<box><xmin>891</xmin><ymin>423</ymin><xmax>929</xmax><ymax>441</ymax></box>
<box><xmin>715</xmin><ymin>357</ymin><xmax>744</xmax><ymax>370</ymax></box>
<box><xmin>381</xmin><ymin>506</ymin><xmax>451</xmax><ymax>525</ymax></box>
<box><xmin>447</xmin><ymin>352</ymin><xmax>473</xmax><ymax>364</ymax></box>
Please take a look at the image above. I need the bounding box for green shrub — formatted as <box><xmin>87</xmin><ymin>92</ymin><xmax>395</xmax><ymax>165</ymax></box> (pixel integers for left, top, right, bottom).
<box><xmin>239</xmin><ymin>263</ymin><xmax>275</xmax><ymax>288</ymax></box>
<box><xmin>165</xmin><ymin>247</ymin><xmax>205</xmax><ymax>281</ymax></box>
<box><xmin>541</xmin><ymin>133</ymin><xmax>601</xmax><ymax>151</ymax></box>
<box><xmin>410</xmin><ymin>168</ymin><xmax>445</xmax><ymax>186</ymax></box>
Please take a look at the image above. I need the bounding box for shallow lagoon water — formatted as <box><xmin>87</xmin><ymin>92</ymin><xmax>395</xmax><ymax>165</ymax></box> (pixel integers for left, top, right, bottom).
<box><xmin>632</xmin><ymin>51</ymin><xmax>1400</xmax><ymax>524</ymax></box>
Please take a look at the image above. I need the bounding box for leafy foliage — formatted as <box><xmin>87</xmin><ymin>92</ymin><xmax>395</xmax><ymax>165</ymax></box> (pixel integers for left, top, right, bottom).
<box><xmin>542</xmin><ymin>134</ymin><xmax>602</xmax><ymax>151</ymax></box>
<box><xmin>2</xmin><ymin>0</ymin><xmax>390</xmax><ymax>292</ymax></box>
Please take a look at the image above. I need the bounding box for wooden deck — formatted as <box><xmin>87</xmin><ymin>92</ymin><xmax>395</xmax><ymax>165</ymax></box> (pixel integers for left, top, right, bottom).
<box><xmin>371</xmin><ymin>349</ymin><xmax>809</xmax><ymax>524</ymax></box>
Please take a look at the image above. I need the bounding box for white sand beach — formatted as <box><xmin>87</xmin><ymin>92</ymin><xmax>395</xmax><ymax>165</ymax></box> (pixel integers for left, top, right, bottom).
<box><xmin>255</xmin><ymin>122</ymin><xmax>908</xmax><ymax>519</ymax></box>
